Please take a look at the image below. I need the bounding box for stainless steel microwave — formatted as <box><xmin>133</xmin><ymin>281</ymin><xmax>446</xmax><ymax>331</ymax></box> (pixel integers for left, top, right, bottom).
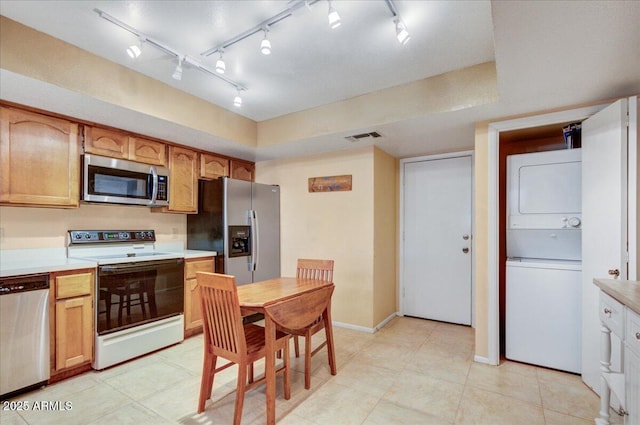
<box><xmin>82</xmin><ymin>154</ymin><xmax>169</xmax><ymax>207</ymax></box>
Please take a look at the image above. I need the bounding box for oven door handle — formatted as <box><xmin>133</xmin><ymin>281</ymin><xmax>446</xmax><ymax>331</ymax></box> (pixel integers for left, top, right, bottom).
<box><xmin>99</xmin><ymin>258</ymin><xmax>183</xmax><ymax>274</ymax></box>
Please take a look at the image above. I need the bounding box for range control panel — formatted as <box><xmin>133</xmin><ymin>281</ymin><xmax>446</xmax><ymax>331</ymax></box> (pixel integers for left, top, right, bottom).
<box><xmin>68</xmin><ymin>230</ymin><xmax>156</xmax><ymax>244</ymax></box>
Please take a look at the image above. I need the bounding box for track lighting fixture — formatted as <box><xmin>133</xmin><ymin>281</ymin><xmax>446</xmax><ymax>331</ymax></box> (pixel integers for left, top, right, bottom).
<box><xmin>327</xmin><ymin>1</ymin><xmax>341</xmax><ymax>29</ymax></box>
<box><xmin>233</xmin><ymin>89</ymin><xmax>243</xmax><ymax>107</ymax></box>
<box><xmin>215</xmin><ymin>49</ymin><xmax>226</xmax><ymax>74</ymax></box>
<box><xmin>260</xmin><ymin>29</ymin><xmax>272</xmax><ymax>55</ymax></box>
<box><xmin>95</xmin><ymin>9</ymin><xmax>246</xmax><ymax>101</ymax></box>
<box><xmin>172</xmin><ymin>56</ymin><xmax>183</xmax><ymax>80</ymax></box>
<box><xmin>394</xmin><ymin>18</ymin><xmax>410</xmax><ymax>45</ymax></box>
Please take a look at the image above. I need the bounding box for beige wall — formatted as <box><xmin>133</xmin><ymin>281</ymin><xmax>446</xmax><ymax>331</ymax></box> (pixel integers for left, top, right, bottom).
<box><xmin>256</xmin><ymin>146</ymin><xmax>397</xmax><ymax>329</ymax></box>
<box><xmin>473</xmin><ymin>123</ymin><xmax>490</xmax><ymax>359</ymax></box>
<box><xmin>372</xmin><ymin>148</ymin><xmax>398</xmax><ymax>325</ymax></box>
<box><xmin>0</xmin><ymin>204</ymin><xmax>185</xmax><ymax>250</ymax></box>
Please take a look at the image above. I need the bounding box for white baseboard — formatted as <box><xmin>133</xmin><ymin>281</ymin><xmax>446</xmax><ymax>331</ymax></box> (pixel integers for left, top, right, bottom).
<box><xmin>473</xmin><ymin>355</ymin><xmax>493</xmax><ymax>365</ymax></box>
<box><xmin>332</xmin><ymin>312</ymin><xmax>399</xmax><ymax>334</ymax></box>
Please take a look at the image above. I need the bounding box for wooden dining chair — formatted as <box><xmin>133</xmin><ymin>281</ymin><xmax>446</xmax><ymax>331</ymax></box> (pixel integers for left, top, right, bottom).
<box><xmin>278</xmin><ymin>258</ymin><xmax>336</xmax><ymax>389</ymax></box>
<box><xmin>196</xmin><ymin>272</ymin><xmax>291</xmax><ymax>424</ymax></box>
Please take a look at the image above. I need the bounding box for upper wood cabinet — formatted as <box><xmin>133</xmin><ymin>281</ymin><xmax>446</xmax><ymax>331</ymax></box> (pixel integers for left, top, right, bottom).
<box><xmin>84</xmin><ymin>126</ymin><xmax>167</xmax><ymax>167</ymax></box>
<box><xmin>164</xmin><ymin>145</ymin><xmax>198</xmax><ymax>213</ymax></box>
<box><xmin>0</xmin><ymin>106</ymin><xmax>80</xmax><ymax>208</ymax></box>
<box><xmin>230</xmin><ymin>159</ymin><xmax>255</xmax><ymax>182</ymax></box>
<box><xmin>200</xmin><ymin>152</ymin><xmax>229</xmax><ymax>180</ymax></box>
<box><xmin>129</xmin><ymin>136</ymin><xmax>167</xmax><ymax>166</ymax></box>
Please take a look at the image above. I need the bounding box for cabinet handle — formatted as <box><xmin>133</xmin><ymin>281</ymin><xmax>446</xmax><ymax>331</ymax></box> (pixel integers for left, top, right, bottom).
<box><xmin>603</xmin><ymin>308</ymin><xmax>612</xmax><ymax>317</ymax></box>
<box><xmin>636</xmin><ymin>332</ymin><xmax>640</xmax><ymax>340</ymax></box>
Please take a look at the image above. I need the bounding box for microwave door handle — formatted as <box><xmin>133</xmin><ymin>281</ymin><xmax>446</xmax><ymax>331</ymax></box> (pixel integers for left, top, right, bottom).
<box><xmin>150</xmin><ymin>166</ymin><xmax>159</xmax><ymax>204</ymax></box>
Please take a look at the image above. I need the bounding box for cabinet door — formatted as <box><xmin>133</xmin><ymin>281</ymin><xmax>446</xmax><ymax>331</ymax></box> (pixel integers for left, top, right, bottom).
<box><xmin>230</xmin><ymin>159</ymin><xmax>255</xmax><ymax>182</ymax></box>
<box><xmin>184</xmin><ymin>258</ymin><xmax>214</xmax><ymax>331</ymax></box>
<box><xmin>55</xmin><ymin>296</ymin><xmax>93</xmax><ymax>370</ymax></box>
<box><xmin>129</xmin><ymin>136</ymin><xmax>167</xmax><ymax>166</ymax></box>
<box><xmin>166</xmin><ymin>146</ymin><xmax>198</xmax><ymax>213</ymax></box>
<box><xmin>200</xmin><ymin>152</ymin><xmax>229</xmax><ymax>179</ymax></box>
<box><xmin>626</xmin><ymin>346</ymin><xmax>640</xmax><ymax>425</ymax></box>
<box><xmin>0</xmin><ymin>107</ymin><xmax>79</xmax><ymax>207</ymax></box>
<box><xmin>51</xmin><ymin>269</ymin><xmax>94</xmax><ymax>373</ymax></box>
<box><xmin>84</xmin><ymin>126</ymin><xmax>129</xmax><ymax>159</ymax></box>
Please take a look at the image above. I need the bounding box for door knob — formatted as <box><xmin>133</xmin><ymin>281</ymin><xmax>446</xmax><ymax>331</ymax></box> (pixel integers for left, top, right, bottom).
<box><xmin>608</xmin><ymin>269</ymin><xmax>620</xmax><ymax>278</ymax></box>
<box><xmin>462</xmin><ymin>247</ymin><xmax>469</xmax><ymax>254</ymax></box>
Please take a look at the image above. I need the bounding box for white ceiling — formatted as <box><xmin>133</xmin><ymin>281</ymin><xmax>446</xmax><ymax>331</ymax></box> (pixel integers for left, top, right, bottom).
<box><xmin>1</xmin><ymin>1</ymin><xmax>639</xmax><ymax>161</ymax></box>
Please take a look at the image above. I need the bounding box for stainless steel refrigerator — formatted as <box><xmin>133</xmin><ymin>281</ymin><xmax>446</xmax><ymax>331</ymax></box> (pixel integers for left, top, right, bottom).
<box><xmin>187</xmin><ymin>177</ymin><xmax>280</xmax><ymax>285</ymax></box>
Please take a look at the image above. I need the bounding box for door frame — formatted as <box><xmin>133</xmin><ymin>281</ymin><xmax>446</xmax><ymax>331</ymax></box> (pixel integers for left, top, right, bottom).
<box><xmin>485</xmin><ymin>104</ymin><xmax>607</xmax><ymax>365</ymax></box>
<box><xmin>399</xmin><ymin>150</ymin><xmax>475</xmax><ymax>326</ymax></box>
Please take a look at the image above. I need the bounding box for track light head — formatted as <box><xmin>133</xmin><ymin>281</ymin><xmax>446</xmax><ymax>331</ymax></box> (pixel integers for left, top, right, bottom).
<box><xmin>126</xmin><ymin>44</ymin><xmax>141</xmax><ymax>59</ymax></box>
<box><xmin>260</xmin><ymin>29</ymin><xmax>271</xmax><ymax>55</ymax></box>
<box><xmin>172</xmin><ymin>56</ymin><xmax>183</xmax><ymax>80</ymax></box>
<box><xmin>328</xmin><ymin>1</ymin><xmax>341</xmax><ymax>29</ymax></box>
<box><xmin>233</xmin><ymin>89</ymin><xmax>243</xmax><ymax>107</ymax></box>
<box><xmin>126</xmin><ymin>37</ymin><xmax>143</xmax><ymax>59</ymax></box>
<box><xmin>215</xmin><ymin>49</ymin><xmax>226</xmax><ymax>74</ymax></box>
<box><xmin>394</xmin><ymin>18</ymin><xmax>410</xmax><ymax>45</ymax></box>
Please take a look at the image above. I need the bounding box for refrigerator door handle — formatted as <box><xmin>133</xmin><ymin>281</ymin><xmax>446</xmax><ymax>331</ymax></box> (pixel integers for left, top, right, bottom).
<box><xmin>250</xmin><ymin>210</ymin><xmax>259</xmax><ymax>272</ymax></box>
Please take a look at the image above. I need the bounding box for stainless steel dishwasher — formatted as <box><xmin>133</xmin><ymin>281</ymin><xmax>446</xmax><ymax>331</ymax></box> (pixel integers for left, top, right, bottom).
<box><xmin>0</xmin><ymin>273</ymin><xmax>50</xmax><ymax>399</ymax></box>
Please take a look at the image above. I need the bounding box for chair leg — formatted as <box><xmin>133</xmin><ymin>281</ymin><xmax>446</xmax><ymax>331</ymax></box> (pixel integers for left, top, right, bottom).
<box><xmin>233</xmin><ymin>363</ymin><xmax>248</xmax><ymax>425</ymax></box>
<box><xmin>294</xmin><ymin>335</ymin><xmax>300</xmax><ymax>358</ymax></box>
<box><xmin>198</xmin><ymin>353</ymin><xmax>217</xmax><ymax>413</ymax></box>
<box><xmin>248</xmin><ymin>362</ymin><xmax>254</xmax><ymax>384</ymax></box>
<box><xmin>304</xmin><ymin>333</ymin><xmax>312</xmax><ymax>390</ymax></box>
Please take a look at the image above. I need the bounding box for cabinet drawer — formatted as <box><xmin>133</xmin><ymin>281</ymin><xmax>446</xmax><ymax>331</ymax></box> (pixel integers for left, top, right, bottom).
<box><xmin>56</xmin><ymin>273</ymin><xmax>93</xmax><ymax>299</ymax></box>
<box><xmin>599</xmin><ymin>292</ymin><xmax>625</xmax><ymax>337</ymax></box>
<box><xmin>627</xmin><ymin>309</ymin><xmax>640</xmax><ymax>357</ymax></box>
<box><xmin>185</xmin><ymin>258</ymin><xmax>214</xmax><ymax>279</ymax></box>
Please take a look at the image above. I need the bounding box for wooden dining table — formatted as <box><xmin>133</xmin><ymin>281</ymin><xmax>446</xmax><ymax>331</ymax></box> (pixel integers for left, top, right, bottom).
<box><xmin>237</xmin><ymin>277</ymin><xmax>336</xmax><ymax>425</ymax></box>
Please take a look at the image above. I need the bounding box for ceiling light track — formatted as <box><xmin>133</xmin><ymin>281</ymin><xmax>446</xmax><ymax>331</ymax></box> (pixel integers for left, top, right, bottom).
<box><xmin>201</xmin><ymin>0</ymin><xmax>321</xmax><ymax>57</ymax></box>
<box><xmin>94</xmin><ymin>9</ymin><xmax>246</xmax><ymax>101</ymax></box>
<box><xmin>384</xmin><ymin>0</ymin><xmax>410</xmax><ymax>44</ymax></box>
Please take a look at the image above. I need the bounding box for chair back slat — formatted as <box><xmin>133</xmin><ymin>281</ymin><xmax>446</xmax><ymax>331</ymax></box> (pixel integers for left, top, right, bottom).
<box><xmin>198</xmin><ymin>272</ymin><xmax>245</xmax><ymax>360</ymax></box>
<box><xmin>296</xmin><ymin>259</ymin><xmax>334</xmax><ymax>282</ymax></box>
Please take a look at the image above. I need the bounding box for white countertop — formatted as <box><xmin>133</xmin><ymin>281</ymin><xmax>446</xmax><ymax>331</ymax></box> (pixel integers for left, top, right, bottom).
<box><xmin>0</xmin><ymin>247</ymin><xmax>217</xmax><ymax>277</ymax></box>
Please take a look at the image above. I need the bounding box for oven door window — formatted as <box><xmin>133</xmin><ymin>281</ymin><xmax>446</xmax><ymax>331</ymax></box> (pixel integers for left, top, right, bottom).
<box><xmin>88</xmin><ymin>165</ymin><xmax>151</xmax><ymax>200</ymax></box>
<box><xmin>97</xmin><ymin>259</ymin><xmax>184</xmax><ymax>335</ymax></box>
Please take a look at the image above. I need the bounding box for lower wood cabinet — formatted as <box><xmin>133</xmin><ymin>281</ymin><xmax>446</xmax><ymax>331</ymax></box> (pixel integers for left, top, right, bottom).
<box><xmin>184</xmin><ymin>257</ymin><xmax>214</xmax><ymax>335</ymax></box>
<box><xmin>50</xmin><ymin>269</ymin><xmax>94</xmax><ymax>377</ymax></box>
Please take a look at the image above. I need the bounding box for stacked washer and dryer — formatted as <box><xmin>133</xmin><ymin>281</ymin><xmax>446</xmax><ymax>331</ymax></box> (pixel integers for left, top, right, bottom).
<box><xmin>505</xmin><ymin>148</ymin><xmax>583</xmax><ymax>374</ymax></box>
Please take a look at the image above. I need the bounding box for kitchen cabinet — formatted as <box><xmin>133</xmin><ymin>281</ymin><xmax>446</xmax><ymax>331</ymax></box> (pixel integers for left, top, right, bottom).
<box><xmin>160</xmin><ymin>145</ymin><xmax>198</xmax><ymax>213</ymax></box>
<box><xmin>84</xmin><ymin>126</ymin><xmax>167</xmax><ymax>166</ymax></box>
<box><xmin>200</xmin><ymin>152</ymin><xmax>229</xmax><ymax>179</ymax></box>
<box><xmin>0</xmin><ymin>106</ymin><xmax>80</xmax><ymax>208</ymax></box>
<box><xmin>230</xmin><ymin>159</ymin><xmax>255</xmax><ymax>182</ymax></box>
<box><xmin>594</xmin><ymin>279</ymin><xmax>640</xmax><ymax>425</ymax></box>
<box><xmin>184</xmin><ymin>257</ymin><xmax>214</xmax><ymax>336</ymax></box>
<box><xmin>50</xmin><ymin>269</ymin><xmax>94</xmax><ymax>377</ymax></box>
<box><xmin>625</xmin><ymin>309</ymin><xmax>640</xmax><ymax>425</ymax></box>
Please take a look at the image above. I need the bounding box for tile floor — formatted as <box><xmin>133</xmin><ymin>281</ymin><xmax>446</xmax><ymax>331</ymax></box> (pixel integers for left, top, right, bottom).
<box><xmin>0</xmin><ymin>316</ymin><xmax>623</xmax><ymax>425</ymax></box>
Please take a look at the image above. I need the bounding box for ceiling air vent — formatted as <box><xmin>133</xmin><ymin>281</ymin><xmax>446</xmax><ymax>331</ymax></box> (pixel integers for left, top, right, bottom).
<box><xmin>344</xmin><ymin>131</ymin><xmax>382</xmax><ymax>143</ymax></box>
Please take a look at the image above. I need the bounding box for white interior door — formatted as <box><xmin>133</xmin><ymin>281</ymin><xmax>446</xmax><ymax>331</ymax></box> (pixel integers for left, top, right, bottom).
<box><xmin>402</xmin><ymin>155</ymin><xmax>472</xmax><ymax>325</ymax></box>
<box><xmin>581</xmin><ymin>99</ymin><xmax>628</xmax><ymax>394</ymax></box>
